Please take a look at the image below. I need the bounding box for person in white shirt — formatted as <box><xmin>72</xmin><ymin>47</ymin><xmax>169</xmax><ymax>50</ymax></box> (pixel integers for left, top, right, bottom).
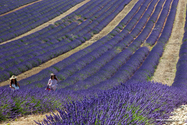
<box><xmin>9</xmin><ymin>75</ymin><xmax>20</xmax><ymax>91</ymax></box>
<box><xmin>46</xmin><ymin>73</ymin><xmax>58</xmax><ymax>91</ymax></box>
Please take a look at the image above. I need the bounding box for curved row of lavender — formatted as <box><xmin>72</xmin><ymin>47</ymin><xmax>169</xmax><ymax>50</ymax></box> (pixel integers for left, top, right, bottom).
<box><xmin>0</xmin><ymin>0</ymin><xmax>37</xmax><ymax>15</ymax></box>
<box><xmin>0</xmin><ymin>0</ymin><xmax>84</xmax><ymax>43</ymax></box>
<box><xmin>19</xmin><ymin>0</ymin><xmax>171</xmax><ymax>89</ymax></box>
<box><xmin>0</xmin><ymin>0</ymin><xmax>185</xmax><ymax>124</ymax></box>
<box><xmin>36</xmin><ymin>0</ymin><xmax>186</xmax><ymax>124</ymax></box>
<box><xmin>126</xmin><ymin>0</ymin><xmax>178</xmax><ymax>84</ymax></box>
<box><xmin>0</xmin><ymin>0</ymin><xmax>150</xmax><ymax>120</ymax></box>
<box><xmin>0</xmin><ymin>0</ymin><xmax>131</xmax><ymax>82</ymax></box>
<box><xmin>19</xmin><ymin>0</ymin><xmax>153</xmax><ymax>87</ymax></box>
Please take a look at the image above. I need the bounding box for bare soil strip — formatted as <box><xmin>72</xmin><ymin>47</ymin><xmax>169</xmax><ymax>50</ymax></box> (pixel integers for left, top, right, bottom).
<box><xmin>0</xmin><ymin>0</ymin><xmax>42</xmax><ymax>17</ymax></box>
<box><xmin>0</xmin><ymin>0</ymin><xmax>138</xmax><ymax>87</ymax></box>
<box><xmin>1</xmin><ymin>111</ymin><xmax>58</xmax><ymax>125</ymax></box>
<box><xmin>0</xmin><ymin>0</ymin><xmax>90</xmax><ymax>46</ymax></box>
<box><xmin>151</xmin><ymin>0</ymin><xmax>186</xmax><ymax>86</ymax></box>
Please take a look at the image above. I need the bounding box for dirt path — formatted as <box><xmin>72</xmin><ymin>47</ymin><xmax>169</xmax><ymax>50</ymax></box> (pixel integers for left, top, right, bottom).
<box><xmin>0</xmin><ymin>0</ymin><xmax>43</xmax><ymax>17</ymax></box>
<box><xmin>0</xmin><ymin>0</ymin><xmax>138</xmax><ymax>88</ymax></box>
<box><xmin>151</xmin><ymin>0</ymin><xmax>186</xmax><ymax>86</ymax></box>
<box><xmin>164</xmin><ymin>104</ymin><xmax>187</xmax><ymax>125</ymax></box>
<box><xmin>0</xmin><ymin>0</ymin><xmax>90</xmax><ymax>46</ymax></box>
<box><xmin>1</xmin><ymin>111</ymin><xmax>58</xmax><ymax>125</ymax></box>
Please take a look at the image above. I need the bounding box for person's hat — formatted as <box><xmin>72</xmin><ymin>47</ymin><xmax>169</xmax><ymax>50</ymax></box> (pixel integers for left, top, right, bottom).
<box><xmin>10</xmin><ymin>75</ymin><xmax>17</xmax><ymax>80</ymax></box>
<box><xmin>50</xmin><ymin>73</ymin><xmax>55</xmax><ymax>76</ymax></box>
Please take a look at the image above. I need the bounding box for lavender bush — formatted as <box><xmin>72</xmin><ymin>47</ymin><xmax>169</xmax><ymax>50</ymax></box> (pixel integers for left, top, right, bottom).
<box><xmin>0</xmin><ymin>87</ymin><xmax>63</xmax><ymax>121</ymax></box>
<box><xmin>36</xmin><ymin>82</ymin><xmax>187</xmax><ymax>125</ymax></box>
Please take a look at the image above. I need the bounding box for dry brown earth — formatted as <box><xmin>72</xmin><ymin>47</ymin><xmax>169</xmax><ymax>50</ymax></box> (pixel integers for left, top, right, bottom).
<box><xmin>1</xmin><ymin>111</ymin><xmax>58</xmax><ymax>125</ymax></box>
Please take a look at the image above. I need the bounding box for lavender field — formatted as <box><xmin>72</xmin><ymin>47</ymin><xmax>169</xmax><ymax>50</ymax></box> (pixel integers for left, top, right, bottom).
<box><xmin>0</xmin><ymin>0</ymin><xmax>187</xmax><ymax>124</ymax></box>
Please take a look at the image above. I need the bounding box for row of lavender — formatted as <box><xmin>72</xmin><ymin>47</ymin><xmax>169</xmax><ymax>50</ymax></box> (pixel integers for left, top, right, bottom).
<box><xmin>37</xmin><ymin>82</ymin><xmax>187</xmax><ymax>125</ymax></box>
<box><xmin>0</xmin><ymin>0</ymin><xmax>37</xmax><ymax>15</ymax></box>
<box><xmin>0</xmin><ymin>0</ymin><xmax>120</xmax><ymax>44</ymax></box>
<box><xmin>20</xmin><ymin>0</ymin><xmax>171</xmax><ymax>92</ymax></box>
<box><xmin>27</xmin><ymin>0</ymin><xmax>176</xmax><ymax>105</ymax></box>
<box><xmin>0</xmin><ymin>0</ymin><xmax>157</xmax><ymax>120</ymax></box>
<box><xmin>0</xmin><ymin>0</ymin><xmax>84</xmax><ymax>42</ymax></box>
<box><xmin>0</xmin><ymin>0</ymin><xmax>110</xmax><ymax>51</ymax></box>
<box><xmin>37</xmin><ymin>1</ymin><xmax>183</xmax><ymax>124</ymax></box>
<box><xmin>0</xmin><ymin>0</ymin><xmax>105</xmax><ymax>51</ymax></box>
<box><xmin>1</xmin><ymin>81</ymin><xmax>186</xmax><ymax>124</ymax></box>
<box><xmin>0</xmin><ymin>0</ymin><xmax>132</xmax><ymax>82</ymax></box>
<box><xmin>0</xmin><ymin>0</ymin><xmax>179</xmax><ymax>123</ymax></box>
<box><xmin>126</xmin><ymin>0</ymin><xmax>178</xmax><ymax>84</ymax></box>
<box><xmin>58</xmin><ymin>0</ymin><xmax>177</xmax><ymax>93</ymax></box>
<box><xmin>0</xmin><ymin>0</ymin><xmax>109</xmax><ymax>46</ymax></box>
<box><xmin>172</xmin><ymin>7</ymin><xmax>187</xmax><ymax>88</ymax></box>
<box><xmin>19</xmin><ymin>0</ymin><xmax>155</xmax><ymax>87</ymax></box>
